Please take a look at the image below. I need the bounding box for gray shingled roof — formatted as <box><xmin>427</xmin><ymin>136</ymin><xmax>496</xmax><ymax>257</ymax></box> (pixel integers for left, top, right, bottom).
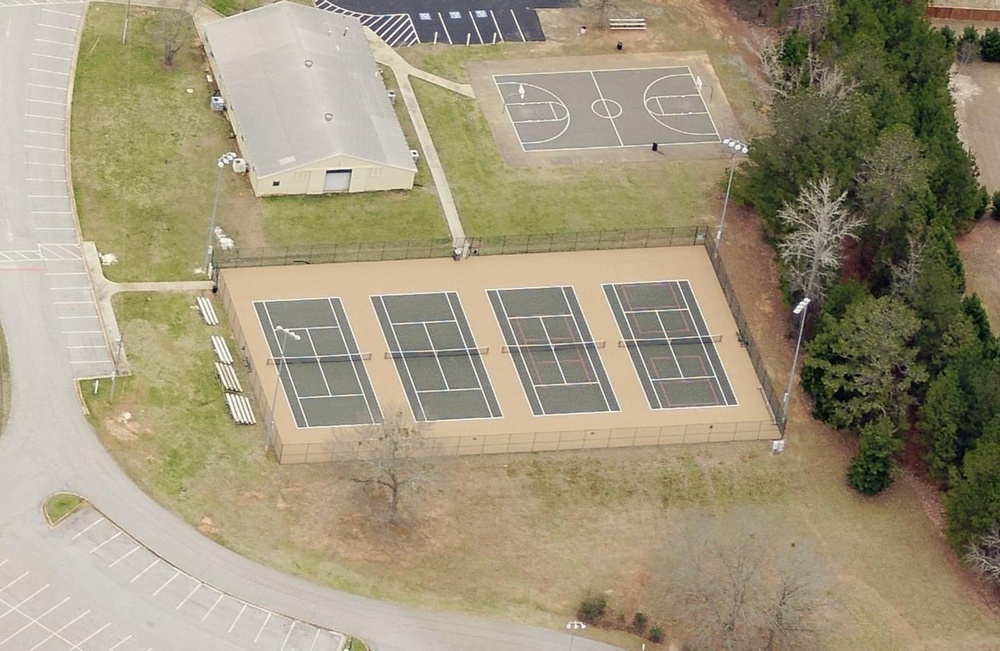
<box><xmin>204</xmin><ymin>2</ymin><xmax>415</xmax><ymax>178</ymax></box>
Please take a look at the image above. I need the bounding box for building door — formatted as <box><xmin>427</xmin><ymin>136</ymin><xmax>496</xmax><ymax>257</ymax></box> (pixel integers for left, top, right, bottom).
<box><xmin>323</xmin><ymin>170</ymin><xmax>352</xmax><ymax>192</ymax></box>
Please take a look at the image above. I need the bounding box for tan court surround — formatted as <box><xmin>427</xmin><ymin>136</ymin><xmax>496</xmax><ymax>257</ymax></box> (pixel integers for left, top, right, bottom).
<box><xmin>218</xmin><ymin>248</ymin><xmax>779</xmax><ymax>464</ymax></box>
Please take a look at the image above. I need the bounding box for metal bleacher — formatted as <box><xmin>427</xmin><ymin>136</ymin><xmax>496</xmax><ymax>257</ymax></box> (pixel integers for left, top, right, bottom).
<box><xmin>195</xmin><ymin>295</ymin><xmax>255</xmax><ymax>426</ymax></box>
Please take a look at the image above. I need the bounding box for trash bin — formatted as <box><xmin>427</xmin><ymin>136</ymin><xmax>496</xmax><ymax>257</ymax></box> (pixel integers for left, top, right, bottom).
<box><xmin>616</xmin><ymin>41</ymin><xmax>623</xmax><ymax>51</ymax></box>
<box><xmin>652</xmin><ymin>142</ymin><xmax>659</xmax><ymax>152</ymax></box>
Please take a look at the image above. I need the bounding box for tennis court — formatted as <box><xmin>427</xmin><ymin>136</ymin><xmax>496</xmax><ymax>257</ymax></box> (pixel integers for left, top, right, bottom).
<box><xmin>488</xmin><ymin>286</ymin><xmax>619</xmax><ymax>416</ymax></box>
<box><xmin>254</xmin><ymin>298</ymin><xmax>383</xmax><ymax>428</ymax></box>
<box><xmin>604</xmin><ymin>281</ymin><xmax>737</xmax><ymax>408</ymax></box>
<box><xmin>371</xmin><ymin>292</ymin><xmax>502</xmax><ymax>421</ymax></box>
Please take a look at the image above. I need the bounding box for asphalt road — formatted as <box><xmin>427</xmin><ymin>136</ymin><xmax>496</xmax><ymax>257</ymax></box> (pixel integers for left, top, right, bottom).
<box><xmin>0</xmin><ymin>2</ymin><xmax>624</xmax><ymax>651</ymax></box>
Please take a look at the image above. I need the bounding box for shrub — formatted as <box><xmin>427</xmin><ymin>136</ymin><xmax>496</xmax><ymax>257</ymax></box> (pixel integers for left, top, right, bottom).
<box><xmin>648</xmin><ymin>625</ymin><xmax>664</xmax><ymax>643</ymax></box>
<box><xmin>940</xmin><ymin>25</ymin><xmax>957</xmax><ymax>50</ymax></box>
<box><xmin>991</xmin><ymin>190</ymin><xmax>1000</xmax><ymax>220</ymax></box>
<box><xmin>631</xmin><ymin>612</ymin><xmax>648</xmax><ymax>634</ymax></box>
<box><xmin>847</xmin><ymin>417</ymin><xmax>900</xmax><ymax>496</ymax></box>
<box><xmin>577</xmin><ymin>593</ymin><xmax>608</xmax><ymax>624</ymax></box>
<box><xmin>962</xmin><ymin>24</ymin><xmax>980</xmax><ymax>44</ymax></box>
<box><xmin>982</xmin><ymin>28</ymin><xmax>1000</xmax><ymax>62</ymax></box>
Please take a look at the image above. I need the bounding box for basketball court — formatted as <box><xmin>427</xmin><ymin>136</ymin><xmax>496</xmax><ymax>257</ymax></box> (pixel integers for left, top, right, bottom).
<box><xmin>495</xmin><ymin>66</ymin><xmax>718</xmax><ymax>152</ymax></box>
<box><xmin>468</xmin><ymin>52</ymin><xmax>745</xmax><ymax>167</ymax></box>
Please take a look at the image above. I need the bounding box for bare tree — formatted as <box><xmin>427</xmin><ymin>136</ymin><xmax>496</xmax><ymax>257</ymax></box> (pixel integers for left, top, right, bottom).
<box><xmin>957</xmin><ymin>40</ymin><xmax>979</xmax><ymax>70</ymax></box>
<box><xmin>967</xmin><ymin>525</ymin><xmax>1000</xmax><ymax>585</ymax></box>
<box><xmin>157</xmin><ymin>0</ymin><xmax>193</xmax><ymax>68</ymax></box>
<box><xmin>669</xmin><ymin>510</ymin><xmax>827</xmax><ymax>651</ymax></box>
<box><xmin>351</xmin><ymin>408</ymin><xmax>429</xmax><ymax>527</ymax></box>
<box><xmin>580</xmin><ymin>0</ymin><xmax>617</xmax><ymax>29</ymax></box>
<box><xmin>889</xmin><ymin>232</ymin><xmax>927</xmax><ymax>299</ymax></box>
<box><xmin>777</xmin><ymin>176</ymin><xmax>864</xmax><ymax>302</ymax></box>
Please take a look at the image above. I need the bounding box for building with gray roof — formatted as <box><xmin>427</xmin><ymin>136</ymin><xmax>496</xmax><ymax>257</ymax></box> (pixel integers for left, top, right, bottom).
<box><xmin>204</xmin><ymin>2</ymin><xmax>416</xmax><ymax>196</ymax></box>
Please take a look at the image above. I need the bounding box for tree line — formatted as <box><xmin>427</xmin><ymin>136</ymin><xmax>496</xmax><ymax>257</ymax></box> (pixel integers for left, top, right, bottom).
<box><xmin>729</xmin><ymin>0</ymin><xmax>1000</xmax><ymax>573</ymax></box>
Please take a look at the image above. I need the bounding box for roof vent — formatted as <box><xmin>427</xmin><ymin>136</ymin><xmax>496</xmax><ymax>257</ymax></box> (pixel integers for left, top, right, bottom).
<box><xmin>324</xmin><ymin>113</ymin><xmax>333</xmax><ymax>122</ymax></box>
<box><xmin>304</xmin><ymin>59</ymin><xmax>313</xmax><ymax>68</ymax></box>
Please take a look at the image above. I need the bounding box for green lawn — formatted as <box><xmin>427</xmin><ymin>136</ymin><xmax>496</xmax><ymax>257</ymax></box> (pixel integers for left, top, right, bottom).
<box><xmin>414</xmin><ymin>79</ymin><xmax>725</xmax><ymax>235</ymax></box>
<box><xmin>44</xmin><ymin>493</ymin><xmax>84</xmax><ymax>524</ymax></box>
<box><xmin>72</xmin><ymin>4</ymin><xmax>447</xmax><ymax>282</ymax></box>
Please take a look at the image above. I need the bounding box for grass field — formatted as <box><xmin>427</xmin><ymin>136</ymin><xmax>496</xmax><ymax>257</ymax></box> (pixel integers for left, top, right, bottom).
<box><xmin>413</xmin><ymin>79</ymin><xmax>725</xmax><ymax>235</ymax></box>
<box><xmin>85</xmin><ymin>285</ymin><xmax>1000</xmax><ymax>650</ymax></box>
<box><xmin>43</xmin><ymin>493</ymin><xmax>84</xmax><ymax>525</ymax></box>
<box><xmin>71</xmin><ymin>4</ymin><xmax>446</xmax><ymax>282</ymax></box>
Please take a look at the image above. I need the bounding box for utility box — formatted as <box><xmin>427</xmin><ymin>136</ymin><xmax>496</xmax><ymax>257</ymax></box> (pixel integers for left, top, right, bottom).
<box><xmin>210</xmin><ymin>95</ymin><xmax>226</xmax><ymax>112</ymax></box>
<box><xmin>232</xmin><ymin>158</ymin><xmax>248</xmax><ymax>174</ymax></box>
<box><xmin>410</xmin><ymin>149</ymin><xmax>420</xmax><ymax>164</ymax></box>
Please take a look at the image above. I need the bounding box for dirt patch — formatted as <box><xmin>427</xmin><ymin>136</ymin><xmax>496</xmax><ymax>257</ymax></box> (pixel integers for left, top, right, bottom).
<box><xmin>958</xmin><ymin>217</ymin><xmax>1000</xmax><ymax>328</ymax></box>
<box><xmin>947</xmin><ymin>59</ymin><xmax>1000</xmax><ymax>191</ymax></box>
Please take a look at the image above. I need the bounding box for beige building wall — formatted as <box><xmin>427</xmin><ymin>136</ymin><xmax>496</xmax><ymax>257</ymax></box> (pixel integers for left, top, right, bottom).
<box><xmin>250</xmin><ymin>154</ymin><xmax>415</xmax><ymax>196</ymax></box>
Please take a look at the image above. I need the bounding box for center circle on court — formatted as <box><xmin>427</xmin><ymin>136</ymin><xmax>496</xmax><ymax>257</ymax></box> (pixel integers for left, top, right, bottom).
<box><xmin>590</xmin><ymin>98</ymin><xmax>623</xmax><ymax>120</ymax></box>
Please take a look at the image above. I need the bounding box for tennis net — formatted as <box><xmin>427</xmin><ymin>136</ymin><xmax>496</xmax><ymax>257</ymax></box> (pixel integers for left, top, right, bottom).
<box><xmin>384</xmin><ymin>346</ymin><xmax>489</xmax><ymax>360</ymax></box>
<box><xmin>268</xmin><ymin>352</ymin><xmax>374</xmax><ymax>365</ymax></box>
<box><xmin>501</xmin><ymin>340</ymin><xmax>607</xmax><ymax>354</ymax></box>
<box><xmin>618</xmin><ymin>334</ymin><xmax>722</xmax><ymax>348</ymax></box>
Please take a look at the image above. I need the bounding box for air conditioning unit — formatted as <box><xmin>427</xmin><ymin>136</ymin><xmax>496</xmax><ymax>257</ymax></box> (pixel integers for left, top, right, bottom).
<box><xmin>410</xmin><ymin>149</ymin><xmax>420</xmax><ymax>163</ymax></box>
<box><xmin>210</xmin><ymin>95</ymin><xmax>225</xmax><ymax>112</ymax></box>
<box><xmin>387</xmin><ymin>90</ymin><xmax>396</xmax><ymax>105</ymax></box>
<box><xmin>232</xmin><ymin>158</ymin><xmax>248</xmax><ymax>174</ymax></box>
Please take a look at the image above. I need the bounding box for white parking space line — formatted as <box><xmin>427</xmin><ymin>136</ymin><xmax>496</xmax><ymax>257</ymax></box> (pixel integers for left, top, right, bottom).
<box><xmin>201</xmin><ymin>593</ymin><xmax>223</xmax><ymax>622</ymax></box>
<box><xmin>130</xmin><ymin>559</ymin><xmax>158</xmax><ymax>584</ymax></box>
<box><xmin>89</xmin><ymin>531</ymin><xmax>121</xmax><ymax>553</ymax></box>
<box><xmin>71</xmin><ymin>517</ymin><xmax>104</xmax><ymax>539</ymax></box>
<box><xmin>106</xmin><ymin>634</ymin><xmax>132</xmax><ymax>650</ymax></box>
<box><xmin>0</xmin><ymin>583</ymin><xmax>47</xmax><ymax>620</ymax></box>
<box><xmin>280</xmin><ymin>620</ymin><xmax>296</xmax><ymax>651</ymax></box>
<box><xmin>38</xmin><ymin>22</ymin><xmax>75</xmax><ymax>30</ymax></box>
<box><xmin>0</xmin><ymin>596</ymin><xmax>68</xmax><ymax>645</ymax></box>
<box><xmin>228</xmin><ymin>603</ymin><xmax>247</xmax><ymax>633</ymax></box>
<box><xmin>176</xmin><ymin>584</ymin><xmax>199</xmax><ymax>609</ymax></box>
<box><xmin>108</xmin><ymin>545</ymin><xmax>140</xmax><ymax>568</ymax></box>
<box><xmin>72</xmin><ymin>622</ymin><xmax>111</xmax><ymax>648</ymax></box>
<box><xmin>35</xmin><ymin>38</ymin><xmax>74</xmax><ymax>46</ymax></box>
<box><xmin>26</xmin><ymin>609</ymin><xmax>90</xmax><ymax>651</ymax></box>
<box><xmin>254</xmin><ymin>612</ymin><xmax>271</xmax><ymax>643</ymax></box>
<box><xmin>152</xmin><ymin>570</ymin><xmax>179</xmax><ymax>597</ymax></box>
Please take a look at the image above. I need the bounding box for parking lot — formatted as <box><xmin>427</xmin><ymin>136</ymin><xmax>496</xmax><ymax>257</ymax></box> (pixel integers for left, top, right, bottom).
<box><xmin>58</xmin><ymin>506</ymin><xmax>343</xmax><ymax>651</ymax></box>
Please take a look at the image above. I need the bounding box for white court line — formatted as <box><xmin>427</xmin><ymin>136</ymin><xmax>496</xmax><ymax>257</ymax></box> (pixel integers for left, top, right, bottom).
<box><xmin>0</xmin><ymin>596</ymin><xmax>68</xmax><ymax>645</ymax></box>
<box><xmin>201</xmin><ymin>593</ymin><xmax>223</xmax><ymax>622</ymax></box>
<box><xmin>130</xmin><ymin>559</ymin><xmax>159</xmax><ymax>583</ymax></box>
<box><xmin>72</xmin><ymin>516</ymin><xmax>104</xmax><ymax>539</ymax></box>
<box><xmin>90</xmin><ymin>531</ymin><xmax>122</xmax><ymax>553</ymax></box>
<box><xmin>254</xmin><ymin>612</ymin><xmax>272</xmax><ymax>643</ymax></box>
<box><xmin>176</xmin><ymin>584</ymin><xmax>199</xmax><ymax>609</ymax></box>
<box><xmin>26</xmin><ymin>609</ymin><xmax>90</xmax><ymax>651</ymax></box>
<box><xmin>109</xmin><ymin>545</ymin><xmax>140</xmax><ymax>567</ymax></box>
<box><xmin>152</xmin><ymin>570</ymin><xmax>179</xmax><ymax>596</ymax></box>
<box><xmin>227</xmin><ymin>603</ymin><xmax>248</xmax><ymax>633</ymax></box>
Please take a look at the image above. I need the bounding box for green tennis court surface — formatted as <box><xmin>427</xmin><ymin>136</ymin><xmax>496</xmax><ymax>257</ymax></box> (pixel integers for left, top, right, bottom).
<box><xmin>254</xmin><ymin>298</ymin><xmax>383</xmax><ymax>427</ymax></box>
<box><xmin>371</xmin><ymin>292</ymin><xmax>502</xmax><ymax>422</ymax></box>
<box><xmin>488</xmin><ymin>286</ymin><xmax>619</xmax><ymax>416</ymax></box>
<box><xmin>604</xmin><ymin>281</ymin><xmax>737</xmax><ymax>409</ymax></box>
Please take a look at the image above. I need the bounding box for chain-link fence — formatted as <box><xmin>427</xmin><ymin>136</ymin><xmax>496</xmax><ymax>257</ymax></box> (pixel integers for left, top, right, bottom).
<box><xmin>213</xmin><ymin>226</ymin><xmax>709</xmax><ymax>268</ymax></box>
<box><xmin>704</xmin><ymin>236</ymin><xmax>785</xmax><ymax>435</ymax></box>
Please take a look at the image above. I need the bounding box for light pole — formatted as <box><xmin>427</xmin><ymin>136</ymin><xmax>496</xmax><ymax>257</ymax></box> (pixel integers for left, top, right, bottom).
<box><xmin>566</xmin><ymin>620</ymin><xmax>586</xmax><ymax>651</ymax></box>
<box><xmin>782</xmin><ymin>297</ymin><xmax>811</xmax><ymax>426</ymax></box>
<box><xmin>716</xmin><ymin>137</ymin><xmax>749</xmax><ymax>258</ymax></box>
<box><xmin>266</xmin><ymin>325</ymin><xmax>300</xmax><ymax>451</ymax></box>
<box><xmin>204</xmin><ymin>151</ymin><xmax>237</xmax><ymax>274</ymax></box>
